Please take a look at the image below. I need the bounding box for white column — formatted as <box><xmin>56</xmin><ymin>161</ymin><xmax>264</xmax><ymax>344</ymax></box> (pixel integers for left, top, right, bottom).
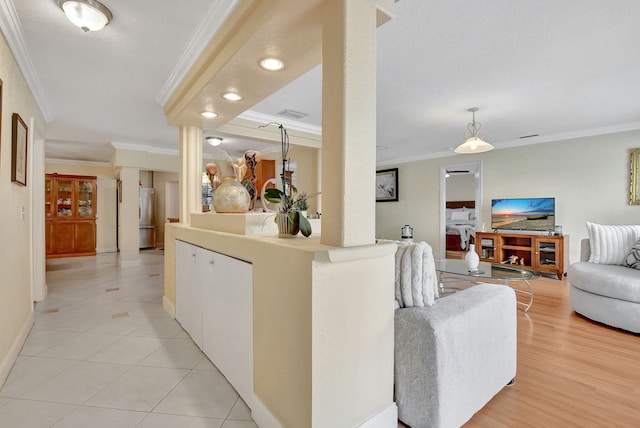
<box><xmin>179</xmin><ymin>126</ymin><xmax>203</xmax><ymax>224</ymax></box>
<box><xmin>118</xmin><ymin>166</ymin><xmax>140</xmax><ymax>266</ymax></box>
<box><xmin>30</xmin><ymin>118</ymin><xmax>47</xmax><ymax>301</ymax></box>
<box><xmin>321</xmin><ymin>0</ymin><xmax>377</xmax><ymax>248</ymax></box>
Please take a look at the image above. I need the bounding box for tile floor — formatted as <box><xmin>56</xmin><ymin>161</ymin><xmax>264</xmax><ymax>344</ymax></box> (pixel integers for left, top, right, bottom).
<box><xmin>0</xmin><ymin>250</ymin><xmax>257</xmax><ymax>428</ymax></box>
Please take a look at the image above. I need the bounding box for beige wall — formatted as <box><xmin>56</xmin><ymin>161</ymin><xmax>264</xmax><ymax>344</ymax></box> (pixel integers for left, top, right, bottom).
<box><xmin>0</xmin><ymin>30</ymin><xmax>46</xmax><ymax>386</ymax></box>
<box><xmin>263</xmin><ymin>145</ymin><xmax>320</xmax><ymax>215</ymax></box>
<box><xmin>45</xmin><ymin>162</ymin><xmax>118</xmax><ymax>253</ymax></box>
<box><xmin>446</xmin><ymin>173</ymin><xmax>475</xmax><ymax>201</ymax></box>
<box><xmin>376</xmin><ymin>129</ymin><xmax>640</xmax><ymax>263</ymax></box>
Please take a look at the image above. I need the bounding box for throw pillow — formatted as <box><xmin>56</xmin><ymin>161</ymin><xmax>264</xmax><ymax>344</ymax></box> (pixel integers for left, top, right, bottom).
<box><xmin>586</xmin><ymin>221</ymin><xmax>640</xmax><ymax>265</ymax></box>
<box><xmin>625</xmin><ymin>238</ymin><xmax>640</xmax><ymax>270</ymax></box>
<box><xmin>451</xmin><ymin>210</ymin><xmax>470</xmax><ymax>221</ymax></box>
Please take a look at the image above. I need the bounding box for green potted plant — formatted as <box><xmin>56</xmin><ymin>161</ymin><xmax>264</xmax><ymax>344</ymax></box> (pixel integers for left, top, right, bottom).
<box><xmin>264</xmin><ymin>187</ymin><xmax>318</xmax><ymax>237</ymax></box>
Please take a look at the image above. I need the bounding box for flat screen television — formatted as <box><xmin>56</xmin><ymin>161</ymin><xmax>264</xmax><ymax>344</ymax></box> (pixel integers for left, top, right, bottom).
<box><xmin>491</xmin><ymin>197</ymin><xmax>555</xmax><ymax>232</ymax></box>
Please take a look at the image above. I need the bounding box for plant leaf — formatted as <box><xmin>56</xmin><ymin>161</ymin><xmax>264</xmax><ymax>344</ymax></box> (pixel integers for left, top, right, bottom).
<box><xmin>299</xmin><ymin>214</ymin><xmax>312</xmax><ymax>237</ymax></box>
<box><xmin>264</xmin><ymin>188</ymin><xmax>284</xmax><ymax>203</ymax></box>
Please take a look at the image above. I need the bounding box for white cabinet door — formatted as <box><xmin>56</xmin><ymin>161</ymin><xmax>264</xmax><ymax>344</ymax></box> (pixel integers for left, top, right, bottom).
<box><xmin>175</xmin><ymin>241</ymin><xmax>204</xmax><ymax>349</ymax></box>
<box><xmin>203</xmin><ymin>252</ymin><xmax>254</xmax><ymax>406</ymax></box>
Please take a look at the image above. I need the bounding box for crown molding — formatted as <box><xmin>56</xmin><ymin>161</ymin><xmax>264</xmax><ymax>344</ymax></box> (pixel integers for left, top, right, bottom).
<box><xmin>45</xmin><ymin>157</ymin><xmax>112</xmax><ymax>168</ymax></box>
<box><xmin>0</xmin><ymin>0</ymin><xmax>53</xmax><ymax>121</ymax></box>
<box><xmin>155</xmin><ymin>0</ymin><xmax>241</xmax><ymax>107</ymax></box>
<box><xmin>496</xmin><ymin>121</ymin><xmax>640</xmax><ymax>150</ymax></box>
<box><xmin>238</xmin><ymin>110</ymin><xmax>322</xmax><ymax>135</ymax></box>
<box><xmin>110</xmin><ymin>141</ymin><xmax>179</xmax><ymax>157</ymax></box>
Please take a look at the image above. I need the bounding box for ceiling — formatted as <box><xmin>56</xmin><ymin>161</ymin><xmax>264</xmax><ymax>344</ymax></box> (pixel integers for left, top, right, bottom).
<box><xmin>3</xmin><ymin>0</ymin><xmax>640</xmax><ymax>166</ymax></box>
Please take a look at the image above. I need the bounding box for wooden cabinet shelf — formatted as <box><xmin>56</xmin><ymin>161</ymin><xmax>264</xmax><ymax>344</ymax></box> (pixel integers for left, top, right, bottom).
<box><xmin>476</xmin><ymin>232</ymin><xmax>568</xmax><ymax>279</ymax></box>
<box><xmin>45</xmin><ymin>174</ymin><xmax>97</xmax><ymax>258</ymax></box>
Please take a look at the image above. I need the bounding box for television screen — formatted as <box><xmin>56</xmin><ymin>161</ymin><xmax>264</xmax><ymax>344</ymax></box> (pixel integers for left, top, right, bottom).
<box><xmin>491</xmin><ymin>197</ymin><xmax>555</xmax><ymax>232</ymax></box>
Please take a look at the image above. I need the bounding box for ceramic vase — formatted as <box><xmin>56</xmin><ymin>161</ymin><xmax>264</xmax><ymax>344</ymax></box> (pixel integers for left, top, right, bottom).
<box><xmin>465</xmin><ymin>243</ymin><xmax>480</xmax><ymax>271</ymax></box>
<box><xmin>212</xmin><ymin>176</ymin><xmax>251</xmax><ymax>213</ymax></box>
<box><xmin>275</xmin><ymin>212</ymin><xmax>299</xmax><ymax>237</ymax></box>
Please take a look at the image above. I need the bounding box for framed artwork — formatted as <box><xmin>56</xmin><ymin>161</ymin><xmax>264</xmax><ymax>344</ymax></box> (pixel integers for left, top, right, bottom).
<box><xmin>630</xmin><ymin>148</ymin><xmax>640</xmax><ymax>205</ymax></box>
<box><xmin>11</xmin><ymin>113</ymin><xmax>28</xmax><ymax>186</ymax></box>
<box><xmin>376</xmin><ymin>168</ymin><xmax>398</xmax><ymax>202</ymax></box>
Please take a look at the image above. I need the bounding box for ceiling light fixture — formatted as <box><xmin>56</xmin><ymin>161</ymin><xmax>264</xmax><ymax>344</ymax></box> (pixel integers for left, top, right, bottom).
<box><xmin>259</xmin><ymin>57</ymin><xmax>285</xmax><ymax>71</ymax></box>
<box><xmin>200</xmin><ymin>111</ymin><xmax>218</xmax><ymax>119</ymax></box>
<box><xmin>222</xmin><ymin>92</ymin><xmax>242</xmax><ymax>101</ymax></box>
<box><xmin>454</xmin><ymin>107</ymin><xmax>494</xmax><ymax>154</ymax></box>
<box><xmin>59</xmin><ymin>0</ymin><xmax>113</xmax><ymax>32</ymax></box>
<box><xmin>206</xmin><ymin>136</ymin><xmax>223</xmax><ymax>147</ymax></box>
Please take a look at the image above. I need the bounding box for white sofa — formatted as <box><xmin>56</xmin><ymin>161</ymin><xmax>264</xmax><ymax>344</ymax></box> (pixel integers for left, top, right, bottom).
<box><xmin>569</xmin><ymin>238</ymin><xmax>640</xmax><ymax>333</ymax></box>
<box><xmin>391</xmin><ymin>240</ymin><xmax>517</xmax><ymax>428</ymax></box>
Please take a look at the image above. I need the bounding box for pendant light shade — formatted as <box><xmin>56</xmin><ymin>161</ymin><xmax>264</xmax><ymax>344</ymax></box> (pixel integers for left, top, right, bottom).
<box><xmin>59</xmin><ymin>0</ymin><xmax>113</xmax><ymax>32</ymax></box>
<box><xmin>454</xmin><ymin>107</ymin><xmax>494</xmax><ymax>154</ymax></box>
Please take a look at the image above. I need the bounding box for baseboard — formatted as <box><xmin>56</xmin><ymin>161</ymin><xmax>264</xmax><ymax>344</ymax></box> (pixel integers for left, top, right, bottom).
<box><xmin>251</xmin><ymin>395</ymin><xmax>285</xmax><ymax>428</ymax></box>
<box><xmin>162</xmin><ymin>295</ymin><xmax>176</xmax><ymax>319</ymax></box>
<box><xmin>357</xmin><ymin>403</ymin><xmax>398</xmax><ymax>428</ymax></box>
<box><xmin>96</xmin><ymin>247</ymin><xmax>118</xmax><ymax>254</ymax></box>
<box><xmin>0</xmin><ymin>311</ymin><xmax>34</xmax><ymax>389</ymax></box>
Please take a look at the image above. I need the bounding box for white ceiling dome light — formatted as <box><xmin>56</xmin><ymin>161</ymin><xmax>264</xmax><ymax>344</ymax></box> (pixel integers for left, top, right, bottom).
<box><xmin>206</xmin><ymin>136</ymin><xmax>223</xmax><ymax>147</ymax></box>
<box><xmin>59</xmin><ymin>0</ymin><xmax>113</xmax><ymax>33</ymax></box>
<box><xmin>454</xmin><ymin>107</ymin><xmax>494</xmax><ymax>154</ymax></box>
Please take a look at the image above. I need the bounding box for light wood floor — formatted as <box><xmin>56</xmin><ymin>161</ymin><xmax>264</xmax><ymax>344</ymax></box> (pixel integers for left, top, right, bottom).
<box><xmin>457</xmin><ymin>275</ymin><xmax>640</xmax><ymax>427</ymax></box>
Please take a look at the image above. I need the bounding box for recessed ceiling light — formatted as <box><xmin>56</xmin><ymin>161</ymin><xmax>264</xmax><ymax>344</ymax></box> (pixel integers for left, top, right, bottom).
<box><xmin>222</xmin><ymin>92</ymin><xmax>242</xmax><ymax>101</ymax></box>
<box><xmin>206</xmin><ymin>136</ymin><xmax>223</xmax><ymax>147</ymax></box>
<box><xmin>200</xmin><ymin>111</ymin><xmax>218</xmax><ymax>118</ymax></box>
<box><xmin>259</xmin><ymin>57</ymin><xmax>285</xmax><ymax>71</ymax></box>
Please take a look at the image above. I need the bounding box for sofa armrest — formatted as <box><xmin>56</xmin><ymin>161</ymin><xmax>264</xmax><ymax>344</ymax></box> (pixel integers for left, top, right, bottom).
<box><xmin>580</xmin><ymin>238</ymin><xmax>590</xmax><ymax>262</ymax></box>
<box><xmin>394</xmin><ymin>283</ymin><xmax>516</xmax><ymax>428</ymax></box>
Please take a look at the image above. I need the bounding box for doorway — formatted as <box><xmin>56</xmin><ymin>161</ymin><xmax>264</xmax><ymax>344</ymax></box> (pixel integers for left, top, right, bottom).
<box><xmin>439</xmin><ymin>161</ymin><xmax>483</xmax><ymax>257</ymax></box>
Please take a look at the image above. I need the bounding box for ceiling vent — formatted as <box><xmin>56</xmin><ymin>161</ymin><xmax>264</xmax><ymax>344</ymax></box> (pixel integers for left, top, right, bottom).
<box><xmin>519</xmin><ymin>134</ymin><xmax>539</xmax><ymax>139</ymax></box>
<box><xmin>276</xmin><ymin>109</ymin><xmax>308</xmax><ymax>119</ymax></box>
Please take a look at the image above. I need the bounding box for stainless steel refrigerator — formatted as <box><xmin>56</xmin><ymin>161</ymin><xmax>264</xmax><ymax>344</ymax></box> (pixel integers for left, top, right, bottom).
<box><xmin>139</xmin><ymin>188</ymin><xmax>156</xmax><ymax>248</ymax></box>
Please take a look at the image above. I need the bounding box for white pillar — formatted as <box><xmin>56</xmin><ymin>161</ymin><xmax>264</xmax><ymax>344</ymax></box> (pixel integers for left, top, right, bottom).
<box><xmin>321</xmin><ymin>0</ymin><xmax>377</xmax><ymax>248</ymax></box>
<box><xmin>179</xmin><ymin>126</ymin><xmax>203</xmax><ymax>225</ymax></box>
<box><xmin>30</xmin><ymin>118</ymin><xmax>47</xmax><ymax>301</ymax></box>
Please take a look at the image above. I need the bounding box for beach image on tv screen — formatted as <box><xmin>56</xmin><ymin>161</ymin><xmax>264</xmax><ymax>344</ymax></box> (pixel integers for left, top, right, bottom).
<box><xmin>491</xmin><ymin>198</ymin><xmax>555</xmax><ymax>231</ymax></box>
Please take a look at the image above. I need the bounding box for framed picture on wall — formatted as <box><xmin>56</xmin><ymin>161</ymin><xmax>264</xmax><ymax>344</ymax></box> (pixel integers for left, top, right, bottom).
<box><xmin>376</xmin><ymin>168</ymin><xmax>398</xmax><ymax>202</ymax></box>
<box><xmin>11</xmin><ymin>113</ymin><xmax>28</xmax><ymax>186</ymax></box>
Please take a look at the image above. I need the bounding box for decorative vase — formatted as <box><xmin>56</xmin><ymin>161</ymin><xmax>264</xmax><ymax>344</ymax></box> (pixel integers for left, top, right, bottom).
<box><xmin>275</xmin><ymin>212</ymin><xmax>299</xmax><ymax>237</ymax></box>
<box><xmin>212</xmin><ymin>176</ymin><xmax>251</xmax><ymax>213</ymax></box>
<box><xmin>465</xmin><ymin>243</ymin><xmax>480</xmax><ymax>271</ymax></box>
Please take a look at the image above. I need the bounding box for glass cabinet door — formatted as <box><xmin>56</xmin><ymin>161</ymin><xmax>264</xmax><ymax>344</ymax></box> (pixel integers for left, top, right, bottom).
<box><xmin>77</xmin><ymin>180</ymin><xmax>93</xmax><ymax>217</ymax></box>
<box><xmin>56</xmin><ymin>179</ymin><xmax>74</xmax><ymax>217</ymax></box>
<box><xmin>45</xmin><ymin>179</ymin><xmax>53</xmax><ymax>217</ymax></box>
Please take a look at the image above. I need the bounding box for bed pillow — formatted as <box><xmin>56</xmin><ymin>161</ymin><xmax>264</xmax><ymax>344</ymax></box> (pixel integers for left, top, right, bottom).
<box><xmin>586</xmin><ymin>221</ymin><xmax>640</xmax><ymax>265</ymax></box>
<box><xmin>463</xmin><ymin>206</ymin><xmax>476</xmax><ymax>220</ymax></box>
<box><xmin>625</xmin><ymin>238</ymin><xmax>640</xmax><ymax>270</ymax></box>
<box><xmin>451</xmin><ymin>210</ymin><xmax>470</xmax><ymax>221</ymax></box>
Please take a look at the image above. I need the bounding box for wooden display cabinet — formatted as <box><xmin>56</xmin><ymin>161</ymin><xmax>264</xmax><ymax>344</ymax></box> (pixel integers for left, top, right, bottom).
<box><xmin>45</xmin><ymin>174</ymin><xmax>97</xmax><ymax>258</ymax></box>
<box><xmin>476</xmin><ymin>231</ymin><xmax>568</xmax><ymax>279</ymax></box>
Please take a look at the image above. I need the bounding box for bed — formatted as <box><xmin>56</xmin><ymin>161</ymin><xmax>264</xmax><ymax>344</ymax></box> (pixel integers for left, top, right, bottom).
<box><xmin>446</xmin><ymin>201</ymin><xmax>477</xmax><ymax>251</ymax></box>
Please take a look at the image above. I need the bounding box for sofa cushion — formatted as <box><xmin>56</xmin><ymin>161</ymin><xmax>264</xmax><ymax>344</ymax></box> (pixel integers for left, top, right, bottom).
<box><xmin>586</xmin><ymin>221</ymin><xmax>640</xmax><ymax>265</ymax></box>
<box><xmin>568</xmin><ymin>261</ymin><xmax>640</xmax><ymax>303</ymax></box>
<box><xmin>625</xmin><ymin>238</ymin><xmax>640</xmax><ymax>270</ymax></box>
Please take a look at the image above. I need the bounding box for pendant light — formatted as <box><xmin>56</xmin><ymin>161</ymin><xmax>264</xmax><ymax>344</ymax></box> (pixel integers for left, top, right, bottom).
<box><xmin>59</xmin><ymin>0</ymin><xmax>113</xmax><ymax>32</ymax></box>
<box><xmin>454</xmin><ymin>107</ymin><xmax>494</xmax><ymax>154</ymax></box>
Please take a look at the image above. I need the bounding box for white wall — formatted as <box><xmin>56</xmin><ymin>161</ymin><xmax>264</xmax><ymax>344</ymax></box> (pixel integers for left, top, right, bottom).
<box><xmin>376</xmin><ymin>130</ymin><xmax>640</xmax><ymax>263</ymax></box>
